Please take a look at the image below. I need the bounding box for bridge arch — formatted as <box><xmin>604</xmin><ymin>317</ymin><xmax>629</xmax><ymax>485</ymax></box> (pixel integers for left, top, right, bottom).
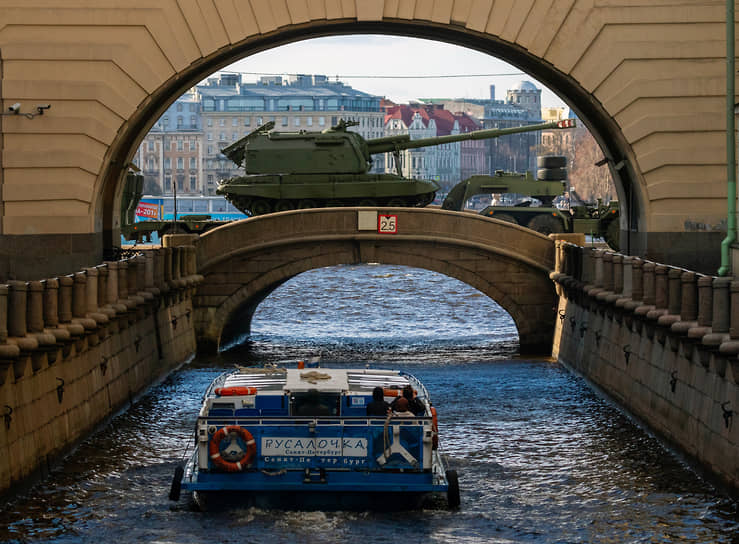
<box><xmin>1</xmin><ymin>2</ymin><xmax>729</xmax><ymax>277</ymax></box>
<box><xmin>101</xmin><ymin>19</ymin><xmax>645</xmax><ymax>242</ymax></box>
<box><xmin>194</xmin><ymin>208</ymin><xmax>557</xmax><ymax>354</ymax></box>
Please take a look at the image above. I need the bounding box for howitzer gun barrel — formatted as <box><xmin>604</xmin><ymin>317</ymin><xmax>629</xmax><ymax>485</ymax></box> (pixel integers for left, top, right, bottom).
<box><xmin>366</xmin><ymin>119</ymin><xmax>575</xmax><ymax>155</ymax></box>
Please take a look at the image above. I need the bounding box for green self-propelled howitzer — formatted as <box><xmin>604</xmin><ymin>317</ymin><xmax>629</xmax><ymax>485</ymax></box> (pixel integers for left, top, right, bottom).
<box><xmin>216</xmin><ymin>118</ymin><xmax>577</xmax><ymax>216</ymax></box>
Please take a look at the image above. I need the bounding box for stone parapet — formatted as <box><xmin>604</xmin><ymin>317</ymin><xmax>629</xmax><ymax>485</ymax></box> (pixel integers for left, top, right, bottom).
<box><xmin>551</xmin><ymin>242</ymin><xmax>739</xmax><ymax>493</ymax></box>
<box><xmin>0</xmin><ymin>244</ymin><xmax>203</xmax><ymax>498</ymax></box>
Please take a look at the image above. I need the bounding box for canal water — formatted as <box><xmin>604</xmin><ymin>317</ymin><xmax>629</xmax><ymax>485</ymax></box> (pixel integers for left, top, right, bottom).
<box><xmin>1</xmin><ymin>264</ymin><xmax>737</xmax><ymax>543</ymax></box>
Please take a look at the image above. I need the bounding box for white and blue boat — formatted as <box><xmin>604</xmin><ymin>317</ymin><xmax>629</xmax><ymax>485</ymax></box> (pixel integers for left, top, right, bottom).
<box><xmin>170</xmin><ymin>363</ymin><xmax>459</xmax><ymax>510</ymax></box>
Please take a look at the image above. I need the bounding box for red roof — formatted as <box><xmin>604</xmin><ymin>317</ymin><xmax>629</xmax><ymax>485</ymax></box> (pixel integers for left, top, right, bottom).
<box><xmin>384</xmin><ymin>104</ymin><xmax>482</xmax><ymax>136</ymax></box>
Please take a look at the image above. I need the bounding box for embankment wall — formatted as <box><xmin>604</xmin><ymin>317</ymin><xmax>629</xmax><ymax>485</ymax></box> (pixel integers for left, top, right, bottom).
<box><xmin>551</xmin><ymin>242</ymin><xmax>738</xmax><ymax>492</ymax></box>
<box><xmin>0</xmin><ymin>241</ymin><xmax>202</xmax><ymax>497</ymax></box>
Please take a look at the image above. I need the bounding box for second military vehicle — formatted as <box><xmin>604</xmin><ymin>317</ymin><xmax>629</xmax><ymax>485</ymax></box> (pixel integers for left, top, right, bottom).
<box><xmin>441</xmin><ymin>155</ymin><xmax>620</xmax><ymax>250</ymax></box>
<box><xmin>216</xmin><ymin>119</ymin><xmax>577</xmax><ymax>216</ymax></box>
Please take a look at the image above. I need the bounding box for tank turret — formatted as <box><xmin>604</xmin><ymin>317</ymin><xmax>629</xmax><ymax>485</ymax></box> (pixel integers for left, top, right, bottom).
<box><xmin>217</xmin><ymin>118</ymin><xmax>576</xmax><ymax>216</ymax></box>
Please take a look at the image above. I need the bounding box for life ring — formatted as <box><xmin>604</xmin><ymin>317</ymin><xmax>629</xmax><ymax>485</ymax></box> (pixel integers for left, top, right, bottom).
<box><xmin>430</xmin><ymin>406</ymin><xmax>439</xmax><ymax>449</ymax></box>
<box><xmin>383</xmin><ymin>388</ymin><xmax>401</xmax><ymax>397</ymax></box>
<box><xmin>214</xmin><ymin>386</ymin><xmax>257</xmax><ymax>396</ymax></box>
<box><xmin>209</xmin><ymin>425</ymin><xmax>256</xmax><ymax>472</ymax></box>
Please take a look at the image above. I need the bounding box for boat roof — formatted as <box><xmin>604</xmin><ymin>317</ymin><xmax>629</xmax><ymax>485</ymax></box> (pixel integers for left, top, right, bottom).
<box><xmin>219</xmin><ymin>367</ymin><xmax>414</xmax><ymax>395</ymax></box>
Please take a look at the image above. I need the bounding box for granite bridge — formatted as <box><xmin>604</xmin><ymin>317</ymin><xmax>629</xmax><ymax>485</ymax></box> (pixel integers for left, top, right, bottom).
<box><xmin>193</xmin><ymin>207</ymin><xmax>557</xmax><ymax>354</ymax></box>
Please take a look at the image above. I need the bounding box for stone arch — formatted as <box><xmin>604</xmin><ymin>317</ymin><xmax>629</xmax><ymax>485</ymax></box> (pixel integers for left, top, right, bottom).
<box><xmin>194</xmin><ymin>208</ymin><xmax>557</xmax><ymax>354</ymax></box>
<box><xmin>101</xmin><ymin>20</ymin><xmax>643</xmax><ymax>252</ymax></box>
<box><xmin>1</xmin><ymin>2</ymin><xmax>729</xmax><ymax>277</ymax></box>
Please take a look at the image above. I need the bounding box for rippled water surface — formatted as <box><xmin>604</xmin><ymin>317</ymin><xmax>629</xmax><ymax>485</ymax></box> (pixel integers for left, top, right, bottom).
<box><xmin>1</xmin><ymin>265</ymin><xmax>737</xmax><ymax>543</ymax></box>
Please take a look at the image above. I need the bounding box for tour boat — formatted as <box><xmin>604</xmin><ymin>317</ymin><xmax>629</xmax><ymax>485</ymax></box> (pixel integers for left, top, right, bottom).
<box><xmin>169</xmin><ymin>362</ymin><xmax>460</xmax><ymax>510</ymax></box>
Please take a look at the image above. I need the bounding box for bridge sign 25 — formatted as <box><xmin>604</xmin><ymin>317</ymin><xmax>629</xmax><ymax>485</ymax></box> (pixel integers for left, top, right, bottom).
<box><xmin>378</xmin><ymin>214</ymin><xmax>397</xmax><ymax>234</ymax></box>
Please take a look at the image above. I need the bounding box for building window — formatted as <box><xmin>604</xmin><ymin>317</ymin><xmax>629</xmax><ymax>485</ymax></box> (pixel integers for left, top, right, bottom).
<box><xmin>189</xmin><ymin>157</ymin><xmax>196</xmax><ymax>169</ymax></box>
<box><xmin>232</xmin><ymin>118</ymin><xmax>238</xmax><ymax>126</ymax></box>
<box><xmin>177</xmin><ymin>140</ymin><xmax>183</xmax><ymax>151</ymax></box>
<box><xmin>306</xmin><ymin>117</ymin><xmax>313</xmax><ymax>127</ymax></box>
<box><xmin>282</xmin><ymin>116</ymin><xmax>288</xmax><ymax>126</ymax></box>
<box><xmin>319</xmin><ymin>117</ymin><xmax>325</xmax><ymax>126</ymax></box>
<box><xmin>190</xmin><ymin>175</ymin><xmax>197</xmax><ymax>191</ymax></box>
<box><xmin>176</xmin><ymin>103</ymin><xmax>183</xmax><ymax>112</ymax></box>
<box><xmin>219</xmin><ymin>118</ymin><xmax>225</xmax><ymax>127</ymax></box>
<box><xmin>165</xmin><ymin>175</ymin><xmax>171</xmax><ymax>192</ymax></box>
<box><xmin>257</xmin><ymin>117</ymin><xmax>263</xmax><ymax>125</ymax></box>
<box><xmin>244</xmin><ymin>117</ymin><xmax>251</xmax><ymax>126</ymax></box>
<box><xmin>207</xmin><ymin>133</ymin><xmax>213</xmax><ymax>141</ymax></box>
<box><xmin>164</xmin><ymin>157</ymin><xmax>171</xmax><ymax>169</ymax></box>
<box><xmin>207</xmin><ymin>118</ymin><xmax>213</xmax><ymax>127</ymax></box>
<box><xmin>177</xmin><ymin>157</ymin><xmax>184</xmax><ymax>169</ymax></box>
<box><xmin>207</xmin><ymin>145</ymin><xmax>213</xmax><ymax>154</ymax></box>
<box><xmin>294</xmin><ymin>117</ymin><xmax>300</xmax><ymax>127</ymax></box>
<box><xmin>147</xmin><ymin>140</ymin><xmax>154</xmax><ymax>151</ymax></box>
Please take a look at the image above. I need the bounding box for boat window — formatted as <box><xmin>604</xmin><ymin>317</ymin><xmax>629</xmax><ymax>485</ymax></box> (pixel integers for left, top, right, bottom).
<box><xmin>290</xmin><ymin>391</ymin><xmax>339</xmax><ymax>416</ymax></box>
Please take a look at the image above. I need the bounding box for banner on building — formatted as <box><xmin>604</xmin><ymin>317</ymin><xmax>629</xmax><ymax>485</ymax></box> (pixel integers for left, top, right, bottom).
<box><xmin>135</xmin><ymin>201</ymin><xmax>160</xmax><ymax>219</ymax></box>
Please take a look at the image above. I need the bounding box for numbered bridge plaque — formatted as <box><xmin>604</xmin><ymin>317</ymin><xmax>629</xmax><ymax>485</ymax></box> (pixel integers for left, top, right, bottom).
<box><xmin>378</xmin><ymin>214</ymin><xmax>397</xmax><ymax>234</ymax></box>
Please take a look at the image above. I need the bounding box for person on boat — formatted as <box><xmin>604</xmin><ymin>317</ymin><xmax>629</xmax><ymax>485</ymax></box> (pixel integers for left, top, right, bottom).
<box><xmin>392</xmin><ymin>397</ymin><xmax>415</xmax><ymax>417</ymax></box>
<box><xmin>391</xmin><ymin>385</ymin><xmax>425</xmax><ymax>416</ymax></box>
<box><xmin>366</xmin><ymin>386</ymin><xmax>391</xmax><ymax>416</ymax></box>
<box><xmin>295</xmin><ymin>388</ymin><xmax>331</xmax><ymax>416</ymax></box>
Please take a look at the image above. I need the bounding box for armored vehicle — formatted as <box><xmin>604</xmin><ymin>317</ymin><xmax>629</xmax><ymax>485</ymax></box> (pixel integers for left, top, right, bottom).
<box><xmin>441</xmin><ymin>153</ymin><xmax>620</xmax><ymax>250</ymax></box>
<box><xmin>216</xmin><ymin>119</ymin><xmax>577</xmax><ymax>216</ymax></box>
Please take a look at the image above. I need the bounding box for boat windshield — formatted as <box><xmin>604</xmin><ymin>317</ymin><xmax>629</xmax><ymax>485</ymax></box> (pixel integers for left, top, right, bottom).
<box><xmin>290</xmin><ymin>391</ymin><xmax>340</xmax><ymax>416</ymax></box>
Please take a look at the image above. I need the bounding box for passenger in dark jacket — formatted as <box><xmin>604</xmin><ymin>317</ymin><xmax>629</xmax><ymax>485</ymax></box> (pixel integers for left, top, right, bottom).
<box><xmin>366</xmin><ymin>386</ymin><xmax>391</xmax><ymax>416</ymax></box>
<box><xmin>391</xmin><ymin>385</ymin><xmax>425</xmax><ymax>416</ymax></box>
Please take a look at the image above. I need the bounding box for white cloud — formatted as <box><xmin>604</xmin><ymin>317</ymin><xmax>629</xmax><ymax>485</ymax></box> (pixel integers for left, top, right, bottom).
<box><xmin>225</xmin><ymin>35</ymin><xmax>567</xmax><ymax>108</ymax></box>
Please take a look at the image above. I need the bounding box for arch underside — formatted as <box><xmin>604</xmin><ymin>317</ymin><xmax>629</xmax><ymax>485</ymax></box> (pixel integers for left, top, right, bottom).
<box><xmin>104</xmin><ymin>19</ymin><xmax>643</xmax><ymax>257</ymax></box>
<box><xmin>195</xmin><ymin>238</ymin><xmax>556</xmax><ymax>355</ymax></box>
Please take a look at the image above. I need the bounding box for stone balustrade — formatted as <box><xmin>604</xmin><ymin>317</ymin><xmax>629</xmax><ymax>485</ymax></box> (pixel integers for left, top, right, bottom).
<box><xmin>551</xmin><ymin>240</ymin><xmax>739</xmax><ymax>492</ymax></box>
<box><xmin>553</xmin><ymin>242</ymin><xmax>739</xmax><ymax>360</ymax></box>
<box><xmin>0</xmin><ymin>237</ymin><xmax>204</xmax><ymax>497</ymax></box>
<box><xmin>0</xmin><ymin>244</ymin><xmax>202</xmax><ymax>381</ymax></box>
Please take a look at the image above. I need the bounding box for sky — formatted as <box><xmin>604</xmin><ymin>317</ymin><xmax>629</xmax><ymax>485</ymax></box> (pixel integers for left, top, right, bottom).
<box><xmin>224</xmin><ymin>35</ymin><xmax>568</xmax><ymax>109</ymax></box>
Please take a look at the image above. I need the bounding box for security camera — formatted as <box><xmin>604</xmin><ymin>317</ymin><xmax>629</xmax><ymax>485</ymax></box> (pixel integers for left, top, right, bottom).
<box><xmin>7</xmin><ymin>103</ymin><xmax>20</xmax><ymax>114</ymax></box>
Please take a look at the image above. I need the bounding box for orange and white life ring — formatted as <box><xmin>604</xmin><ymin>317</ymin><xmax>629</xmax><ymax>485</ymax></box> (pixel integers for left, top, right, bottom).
<box><xmin>214</xmin><ymin>386</ymin><xmax>257</xmax><ymax>396</ymax></box>
<box><xmin>209</xmin><ymin>425</ymin><xmax>256</xmax><ymax>472</ymax></box>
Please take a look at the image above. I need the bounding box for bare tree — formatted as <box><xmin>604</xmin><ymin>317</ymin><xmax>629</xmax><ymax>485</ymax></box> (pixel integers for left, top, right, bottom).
<box><xmin>568</xmin><ymin>127</ymin><xmax>615</xmax><ymax>203</ymax></box>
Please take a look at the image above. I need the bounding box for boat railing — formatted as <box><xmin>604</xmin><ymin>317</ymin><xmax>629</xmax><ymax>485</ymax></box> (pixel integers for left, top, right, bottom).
<box><xmin>198</xmin><ymin>415</ymin><xmax>433</xmax><ymax>426</ymax></box>
<box><xmin>402</xmin><ymin>371</ymin><xmax>431</xmax><ymax>401</ymax></box>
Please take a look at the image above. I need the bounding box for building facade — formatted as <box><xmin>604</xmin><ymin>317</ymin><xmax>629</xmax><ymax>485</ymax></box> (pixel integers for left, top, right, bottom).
<box><xmin>482</xmin><ymin>81</ymin><xmax>543</xmax><ymax>174</ymax></box>
<box><xmin>383</xmin><ymin>104</ymin><xmax>483</xmax><ymax>194</ymax></box>
<box><xmin>133</xmin><ymin>90</ymin><xmax>203</xmax><ymax>196</ymax></box>
<box><xmin>196</xmin><ymin>74</ymin><xmax>385</xmax><ymax>194</ymax></box>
